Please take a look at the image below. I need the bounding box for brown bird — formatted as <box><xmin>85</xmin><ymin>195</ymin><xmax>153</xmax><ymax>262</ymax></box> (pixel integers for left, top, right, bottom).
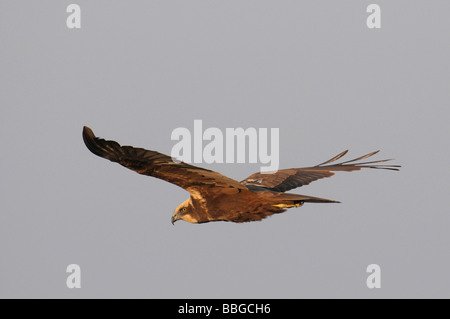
<box><xmin>82</xmin><ymin>126</ymin><xmax>400</xmax><ymax>224</ymax></box>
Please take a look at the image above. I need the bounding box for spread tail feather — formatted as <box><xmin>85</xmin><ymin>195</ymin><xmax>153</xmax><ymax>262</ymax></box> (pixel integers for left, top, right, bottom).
<box><xmin>274</xmin><ymin>193</ymin><xmax>340</xmax><ymax>206</ymax></box>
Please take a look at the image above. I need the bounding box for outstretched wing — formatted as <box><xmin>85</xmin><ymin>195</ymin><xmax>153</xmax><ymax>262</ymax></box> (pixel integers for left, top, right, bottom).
<box><xmin>241</xmin><ymin>150</ymin><xmax>400</xmax><ymax>193</ymax></box>
<box><xmin>82</xmin><ymin>126</ymin><xmax>246</xmax><ymax>194</ymax></box>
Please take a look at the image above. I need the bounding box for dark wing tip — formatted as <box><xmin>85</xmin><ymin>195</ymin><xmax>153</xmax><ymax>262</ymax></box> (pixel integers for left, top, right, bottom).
<box><xmin>82</xmin><ymin>125</ymin><xmax>100</xmax><ymax>156</ymax></box>
<box><xmin>82</xmin><ymin>126</ymin><xmax>94</xmax><ymax>142</ymax></box>
<box><xmin>317</xmin><ymin>150</ymin><xmax>400</xmax><ymax>172</ymax></box>
<box><xmin>82</xmin><ymin>126</ymin><xmax>119</xmax><ymax>161</ymax></box>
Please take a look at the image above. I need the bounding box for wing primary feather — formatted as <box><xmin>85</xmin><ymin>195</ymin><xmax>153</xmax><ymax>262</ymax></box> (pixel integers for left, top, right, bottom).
<box><xmin>335</xmin><ymin>150</ymin><xmax>380</xmax><ymax>165</ymax></box>
<box><xmin>314</xmin><ymin>150</ymin><xmax>349</xmax><ymax>167</ymax></box>
<box><xmin>363</xmin><ymin>165</ymin><xmax>400</xmax><ymax>171</ymax></box>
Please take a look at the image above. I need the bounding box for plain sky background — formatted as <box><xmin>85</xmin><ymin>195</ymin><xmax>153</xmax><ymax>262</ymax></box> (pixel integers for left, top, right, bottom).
<box><xmin>1</xmin><ymin>1</ymin><xmax>449</xmax><ymax>298</ymax></box>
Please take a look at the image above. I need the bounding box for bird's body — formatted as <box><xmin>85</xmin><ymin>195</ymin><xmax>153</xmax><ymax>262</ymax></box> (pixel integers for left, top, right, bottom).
<box><xmin>173</xmin><ymin>187</ymin><xmax>319</xmax><ymax>223</ymax></box>
<box><xmin>82</xmin><ymin>126</ymin><xmax>400</xmax><ymax>224</ymax></box>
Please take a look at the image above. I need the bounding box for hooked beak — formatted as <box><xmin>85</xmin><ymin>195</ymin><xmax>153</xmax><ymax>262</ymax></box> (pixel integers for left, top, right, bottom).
<box><xmin>171</xmin><ymin>214</ymin><xmax>179</xmax><ymax>225</ymax></box>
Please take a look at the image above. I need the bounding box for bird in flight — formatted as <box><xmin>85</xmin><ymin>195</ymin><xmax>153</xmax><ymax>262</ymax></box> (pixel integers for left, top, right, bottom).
<box><xmin>82</xmin><ymin>126</ymin><xmax>400</xmax><ymax>224</ymax></box>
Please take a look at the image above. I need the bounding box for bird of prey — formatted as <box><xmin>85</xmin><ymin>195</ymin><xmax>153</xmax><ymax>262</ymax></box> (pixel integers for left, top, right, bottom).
<box><xmin>82</xmin><ymin>126</ymin><xmax>400</xmax><ymax>224</ymax></box>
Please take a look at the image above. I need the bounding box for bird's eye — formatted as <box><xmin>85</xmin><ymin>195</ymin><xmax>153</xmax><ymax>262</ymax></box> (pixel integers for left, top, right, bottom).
<box><xmin>181</xmin><ymin>207</ymin><xmax>187</xmax><ymax>212</ymax></box>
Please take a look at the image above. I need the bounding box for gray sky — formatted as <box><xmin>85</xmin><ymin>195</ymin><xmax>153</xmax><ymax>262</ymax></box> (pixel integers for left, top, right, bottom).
<box><xmin>1</xmin><ymin>0</ymin><xmax>449</xmax><ymax>298</ymax></box>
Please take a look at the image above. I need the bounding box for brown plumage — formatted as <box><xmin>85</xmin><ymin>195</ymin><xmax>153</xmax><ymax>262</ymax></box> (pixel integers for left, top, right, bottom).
<box><xmin>82</xmin><ymin>126</ymin><xmax>400</xmax><ymax>224</ymax></box>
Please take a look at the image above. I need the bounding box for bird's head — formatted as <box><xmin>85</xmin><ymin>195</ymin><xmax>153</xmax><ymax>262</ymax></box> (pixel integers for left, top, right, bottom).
<box><xmin>171</xmin><ymin>199</ymin><xmax>197</xmax><ymax>224</ymax></box>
